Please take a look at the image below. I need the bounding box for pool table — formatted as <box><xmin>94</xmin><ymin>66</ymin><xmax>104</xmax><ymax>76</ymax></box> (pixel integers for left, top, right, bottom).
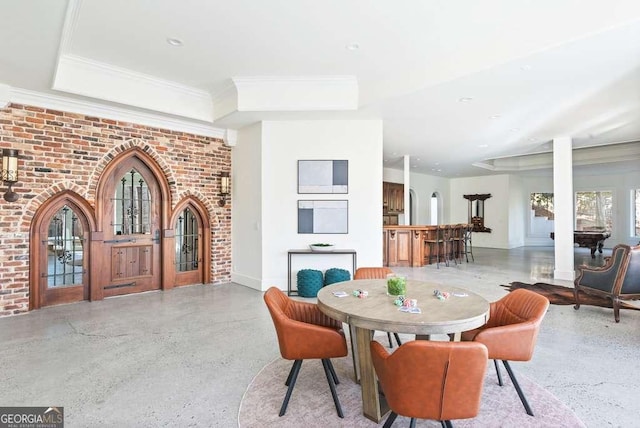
<box><xmin>550</xmin><ymin>231</ymin><xmax>611</xmax><ymax>258</ymax></box>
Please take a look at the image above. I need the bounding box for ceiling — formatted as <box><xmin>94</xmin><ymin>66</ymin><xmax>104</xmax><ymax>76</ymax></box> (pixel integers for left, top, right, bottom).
<box><xmin>2</xmin><ymin>0</ymin><xmax>640</xmax><ymax>177</ymax></box>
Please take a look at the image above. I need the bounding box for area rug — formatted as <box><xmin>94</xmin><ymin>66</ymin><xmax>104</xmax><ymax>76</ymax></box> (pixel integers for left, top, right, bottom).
<box><xmin>238</xmin><ymin>346</ymin><xmax>585</xmax><ymax>427</ymax></box>
<box><xmin>504</xmin><ymin>282</ymin><xmax>640</xmax><ymax>310</ymax></box>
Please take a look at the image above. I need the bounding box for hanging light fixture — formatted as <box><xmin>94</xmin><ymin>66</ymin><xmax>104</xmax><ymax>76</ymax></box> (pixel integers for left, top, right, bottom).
<box><xmin>218</xmin><ymin>171</ymin><xmax>230</xmax><ymax>207</ymax></box>
<box><xmin>1</xmin><ymin>149</ymin><xmax>19</xmax><ymax>202</ymax></box>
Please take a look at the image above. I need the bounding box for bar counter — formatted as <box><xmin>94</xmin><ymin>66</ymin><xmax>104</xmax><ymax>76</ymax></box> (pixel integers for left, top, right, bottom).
<box><xmin>383</xmin><ymin>224</ymin><xmax>471</xmax><ymax>267</ymax></box>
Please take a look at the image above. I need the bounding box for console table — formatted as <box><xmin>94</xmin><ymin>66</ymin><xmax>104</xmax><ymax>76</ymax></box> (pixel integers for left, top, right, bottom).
<box><xmin>287</xmin><ymin>249</ymin><xmax>357</xmax><ymax>296</ymax></box>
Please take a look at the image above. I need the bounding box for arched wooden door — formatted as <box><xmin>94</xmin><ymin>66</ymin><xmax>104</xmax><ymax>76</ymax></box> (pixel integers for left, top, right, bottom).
<box><xmin>173</xmin><ymin>205</ymin><xmax>204</xmax><ymax>286</ymax></box>
<box><xmin>170</xmin><ymin>198</ymin><xmax>211</xmax><ymax>287</ymax></box>
<box><xmin>30</xmin><ymin>192</ymin><xmax>95</xmax><ymax>309</ymax></box>
<box><xmin>98</xmin><ymin>154</ymin><xmax>163</xmax><ymax>297</ymax></box>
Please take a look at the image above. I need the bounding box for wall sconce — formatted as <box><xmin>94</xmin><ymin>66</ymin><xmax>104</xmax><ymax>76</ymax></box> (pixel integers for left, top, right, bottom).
<box><xmin>218</xmin><ymin>171</ymin><xmax>230</xmax><ymax>207</ymax></box>
<box><xmin>1</xmin><ymin>149</ymin><xmax>19</xmax><ymax>202</ymax></box>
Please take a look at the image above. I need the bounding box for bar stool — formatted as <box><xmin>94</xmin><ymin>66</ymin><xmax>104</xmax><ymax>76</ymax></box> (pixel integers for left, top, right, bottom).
<box><xmin>440</xmin><ymin>224</ymin><xmax>457</xmax><ymax>267</ymax></box>
<box><xmin>452</xmin><ymin>223</ymin><xmax>465</xmax><ymax>263</ymax></box>
<box><xmin>424</xmin><ymin>225</ymin><xmax>443</xmax><ymax>268</ymax></box>
<box><xmin>461</xmin><ymin>224</ymin><xmax>474</xmax><ymax>262</ymax></box>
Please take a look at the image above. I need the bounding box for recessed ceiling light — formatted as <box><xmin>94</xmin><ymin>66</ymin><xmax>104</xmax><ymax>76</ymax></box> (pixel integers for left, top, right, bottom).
<box><xmin>520</xmin><ymin>65</ymin><xmax>532</xmax><ymax>71</ymax></box>
<box><xmin>478</xmin><ymin>144</ymin><xmax>489</xmax><ymax>148</ymax></box>
<box><xmin>458</xmin><ymin>97</ymin><xmax>473</xmax><ymax>103</ymax></box>
<box><xmin>490</xmin><ymin>114</ymin><xmax>501</xmax><ymax>119</ymax></box>
<box><xmin>345</xmin><ymin>43</ymin><xmax>360</xmax><ymax>51</ymax></box>
<box><xmin>166</xmin><ymin>38</ymin><xmax>183</xmax><ymax>47</ymax></box>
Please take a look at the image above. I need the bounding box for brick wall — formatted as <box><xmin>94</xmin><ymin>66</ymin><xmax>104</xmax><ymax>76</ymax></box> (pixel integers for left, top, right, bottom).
<box><xmin>0</xmin><ymin>103</ymin><xmax>231</xmax><ymax>317</ymax></box>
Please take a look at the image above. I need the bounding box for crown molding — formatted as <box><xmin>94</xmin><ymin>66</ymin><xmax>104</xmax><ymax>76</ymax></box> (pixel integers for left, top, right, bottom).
<box><xmin>211</xmin><ymin>80</ymin><xmax>239</xmax><ymax>122</ymax></box>
<box><xmin>53</xmin><ymin>54</ymin><xmax>214</xmax><ymax>122</ymax></box>
<box><xmin>9</xmin><ymin>86</ymin><xmax>224</xmax><ymax>139</ymax></box>
<box><xmin>473</xmin><ymin>140</ymin><xmax>640</xmax><ymax>171</ymax></box>
<box><xmin>231</xmin><ymin>75</ymin><xmax>358</xmax><ymax>112</ymax></box>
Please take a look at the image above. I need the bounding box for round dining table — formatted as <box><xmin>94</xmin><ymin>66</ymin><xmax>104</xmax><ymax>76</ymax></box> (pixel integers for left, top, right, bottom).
<box><xmin>317</xmin><ymin>278</ymin><xmax>490</xmax><ymax>423</ymax></box>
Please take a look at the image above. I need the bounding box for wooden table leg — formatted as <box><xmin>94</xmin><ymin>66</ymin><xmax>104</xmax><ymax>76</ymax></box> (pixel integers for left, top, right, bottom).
<box><xmin>349</xmin><ymin>323</ymin><xmax>361</xmax><ymax>383</ymax></box>
<box><xmin>355</xmin><ymin>326</ymin><xmax>389</xmax><ymax>423</ymax></box>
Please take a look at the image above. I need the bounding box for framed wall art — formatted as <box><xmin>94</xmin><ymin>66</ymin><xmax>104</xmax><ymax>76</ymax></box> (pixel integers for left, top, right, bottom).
<box><xmin>298</xmin><ymin>160</ymin><xmax>348</xmax><ymax>194</ymax></box>
<box><xmin>298</xmin><ymin>200</ymin><xmax>348</xmax><ymax>234</ymax></box>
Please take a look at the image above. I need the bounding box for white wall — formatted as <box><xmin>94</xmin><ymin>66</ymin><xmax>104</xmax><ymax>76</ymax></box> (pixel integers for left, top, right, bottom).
<box><xmin>450</xmin><ymin>174</ymin><xmax>513</xmax><ymax>249</ymax></box>
<box><xmin>409</xmin><ymin>172</ymin><xmax>451</xmax><ymax>225</ymax></box>
<box><xmin>383</xmin><ymin>168</ymin><xmax>451</xmax><ymax>225</ymax></box>
<box><xmin>233</xmin><ymin>119</ymin><xmax>383</xmax><ymax>291</ymax></box>
<box><xmin>507</xmin><ymin>175</ymin><xmax>525</xmax><ymax>248</ymax></box>
<box><xmin>231</xmin><ymin>122</ymin><xmax>263</xmax><ymax>289</ymax></box>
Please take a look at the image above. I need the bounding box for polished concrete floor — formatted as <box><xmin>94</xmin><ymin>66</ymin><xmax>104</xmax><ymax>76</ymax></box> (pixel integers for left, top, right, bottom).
<box><xmin>1</xmin><ymin>246</ymin><xmax>638</xmax><ymax>427</ymax></box>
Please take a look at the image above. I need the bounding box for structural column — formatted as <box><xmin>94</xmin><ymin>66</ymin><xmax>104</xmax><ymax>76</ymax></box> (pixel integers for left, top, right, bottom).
<box><xmin>553</xmin><ymin>137</ymin><xmax>575</xmax><ymax>280</ymax></box>
<box><xmin>403</xmin><ymin>155</ymin><xmax>410</xmax><ymax>225</ymax></box>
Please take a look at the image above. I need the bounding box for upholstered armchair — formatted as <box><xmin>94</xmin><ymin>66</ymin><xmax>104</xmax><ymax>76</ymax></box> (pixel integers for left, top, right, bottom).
<box><xmin>263</xmin><ymin>287</ymin><xmax>348</xmax><ymax>417</ymax></box>
<box><xmin>371</xmin><ymin>340</ymin><xmax>488</xmax><ymax>428</ymax></box>
<box><xmin>574</xmin><ymin>244</ymin><xmax>640</xmax><ymax>323</ymax></box>
<box><xmin>461</xmin><ymin>289</ymin><xmax>549</xmax><ymax>416</ymax></box>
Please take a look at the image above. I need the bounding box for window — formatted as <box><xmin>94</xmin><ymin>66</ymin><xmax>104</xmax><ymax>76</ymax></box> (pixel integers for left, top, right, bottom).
<box><xmin>113</xmin><ymin>169</ymin><xmax>151</xmax><ymax>235</ymax></box>
<box><xmin>529</xmin><ymin>193</ymin><xmax>554</xmax><ymax>236</ymax></box>
<box><xmin>175</xmin><ymin>207</ymin><xmax>199</xmax><ymax>272</ymax></box>
<box><xmin>47</xmin><ymin>205</ymin><xmax>84</xmax><ymax>287</ymax></box>
<box><xmin>634</xmin><ymin>189</ymin><xmax>640</xmax><ymax>237</ymax></box>
<box><xmin>575</xmin><ymin>191</ymin><xmax>612</xmax><ymax>231</ymax></box>
<box><xmin>530</xmin><ymin>193</ymin><xmax>554</xmax><ymax>219</ymax></box>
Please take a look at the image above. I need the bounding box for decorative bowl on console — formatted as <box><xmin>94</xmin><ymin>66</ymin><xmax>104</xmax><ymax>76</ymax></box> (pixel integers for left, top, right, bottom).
<box><xmin>309</xmin><ymin>243</ymin><xmax>335</xmax><ymax>252</ymax></box>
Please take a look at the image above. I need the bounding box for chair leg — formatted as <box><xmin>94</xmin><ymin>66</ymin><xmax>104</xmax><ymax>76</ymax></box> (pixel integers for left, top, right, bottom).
<box><xmin>494</xmin><ymin>359</ymin><xmax>503</xmax><ymax>386</ymax></box>
<box><xmin>573</xmin><ymin>286</ymin><xmax>581</xmax><ymax>310</ymax></box>
<box><xmin>382</xmin><ymin>411</ymin><xmax>398</xmax><ymax>428</ymax></box>
<box><xmin>280</xmin><ymin>360</ymin><xmax>302</xmax><ymax>416</ymax></box>
<box><xmin>321</xmin><ymin>358</ymin><xmax>344</xmax><ymax>418</ymax></box>
<box><xmin>393</xmin><ymin>333</ymin><xmax>402</xmax><ymax>347</ymax></box>
<box><xmin>613</xmin><ymin>299</ymin><xmax>621</xmax><ymax>323</ymax></box>
<box><xmin>443</xmin><ymin>420</ymin><xmax>454</xmax><ymax>428</ymax></box>
<box><xmin>387</xmin><ymin>332</ymin><xmax>394</xmax><ymax>348</ymax></box>
<box><xmin>502</xmin><ymin>360</ymin><xmax>534</xmax><ymax>416</ymax></box>
<box><xmin>284</xmin><ymin>360</ymin><xmax>297</xmax><ymax>386</ymax></box>
<box><xmin>326</xmin><ymin>358</ymin><xmax>340</xmax><ymax>385</ymax></box>
<box><xmin>409</xmin><ymin>418</ymin><xmax>417</xmax><ymax>428</ymax></box>
<box><xmin>433</xmin><ymin>243</ymin><xmax>440</xmax><ymax>269</ymax></box>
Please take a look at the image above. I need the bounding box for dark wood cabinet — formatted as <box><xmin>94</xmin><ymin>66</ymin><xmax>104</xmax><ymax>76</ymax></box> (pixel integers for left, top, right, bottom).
<box><xmin>383</xmin><ymin>215</ymin><xmax>398</xmax><ymax>225</ymax></box>
<box><xmin>383</xmin><ymin>182</ymin><xmax>404</xmax><ymax>214</ymax></box>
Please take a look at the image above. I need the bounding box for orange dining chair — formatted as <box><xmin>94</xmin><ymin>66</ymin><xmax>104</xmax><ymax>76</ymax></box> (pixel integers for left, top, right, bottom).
<box><xmin>354</xmin><ymin>267</ymin><xmax>402</xmax><ymax>348</ymax></box>
<box><xmin>263</xmin><ymin>287</ymin><xmax>348</xmax><ymax>417</ymax></box>
<box><xmin>461</xmin><ymin>289</ymin><xmax>549</xmax><ymax>416</ymax></box>
<box><xmin>371</xmin><ymin>340</ymin><xmax>488</xmax><ymax>427</ymax></box>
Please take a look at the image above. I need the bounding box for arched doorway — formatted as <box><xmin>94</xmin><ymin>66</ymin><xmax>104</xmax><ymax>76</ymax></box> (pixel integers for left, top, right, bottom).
<box><xmin>431</xmin><ymin>192</ymin><xmax>440</xmax><ymax>225</ymax></box>
<box><xmin>30</xmin><ymin>191</ymin><xmax>96</xmax><ymax>309</ymax></box>
<box><xmin>95</xmin><ymin>148</ymin><xmax>169</xmax><ymax>298</ymax></box>
<box><xmin>170</xmin><ymin>198</ymin><xmax>211</xmax><ymax>287</ymax></box>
